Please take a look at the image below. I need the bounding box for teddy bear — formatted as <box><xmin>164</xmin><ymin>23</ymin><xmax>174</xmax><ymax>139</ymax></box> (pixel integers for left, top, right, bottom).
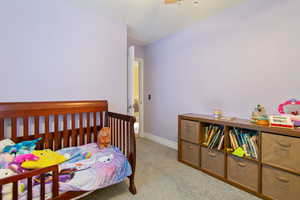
<box><xmin>97</xmin><ymin>127</ymin><xmax>111</xmax><ymax>149</ymax></box>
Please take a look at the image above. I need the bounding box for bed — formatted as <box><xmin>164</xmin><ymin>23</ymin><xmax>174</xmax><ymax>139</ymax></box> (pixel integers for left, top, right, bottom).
<box><xmin>0</xmin><ymin>100</ymin><xmax>136</xmax><ymax>200</ymax></box>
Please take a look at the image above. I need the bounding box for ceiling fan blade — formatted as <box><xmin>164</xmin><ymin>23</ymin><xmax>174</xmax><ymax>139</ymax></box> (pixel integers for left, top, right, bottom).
<box><xmin>165</xmin><ymin>0</ymin><xmax>178</xmax><ymax>4</ymax></box>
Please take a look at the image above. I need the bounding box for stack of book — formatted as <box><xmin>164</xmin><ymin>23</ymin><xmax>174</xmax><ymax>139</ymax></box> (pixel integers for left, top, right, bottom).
<box><xmin>203</xmin><ymin>125</ymin><xmax>224</xmax><ymax>150</ymax></box>
<box><xmin>228</xmin><ymin>128</ymin><xmax>258</xmax><ymax>159</ymax></box>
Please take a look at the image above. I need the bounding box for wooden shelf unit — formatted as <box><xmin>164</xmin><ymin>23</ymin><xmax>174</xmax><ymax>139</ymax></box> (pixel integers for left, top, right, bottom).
<box><xmin>178</xmin><ymin>113</ymin><xmax>300</xmax><ymax>200</ymax></box>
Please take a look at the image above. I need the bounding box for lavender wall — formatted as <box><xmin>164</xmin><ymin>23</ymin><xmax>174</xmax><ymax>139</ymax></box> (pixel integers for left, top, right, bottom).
<box><xmin>144</xmin><ymin>0</ymin><xmax>300</xmax><ymax>142</ymax></box>
<box><xmin>0</xmin><ymin>1</ymin><xmax>127</xmax><ymax>113</ymax></box>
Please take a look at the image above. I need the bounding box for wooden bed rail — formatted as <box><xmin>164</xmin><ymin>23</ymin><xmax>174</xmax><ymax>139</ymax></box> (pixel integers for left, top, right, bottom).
<box><xmin>0</xmin><ymin>165</ymin><xmax>59</xmax><ymax>200</ymax></box>
<box><xmin>0</xmin><ymin>101</ymin><xmax>137</xmax><ymax>199</ymax></box>
<box><xmin>0</xmin><ymin>101</ymin><xmax>108</xmax><ymax>150</ymax></box>
<box><xmin>107</xmin><ymin>112</ymin><xmax>137</xmax><ymax>194</ymax></box>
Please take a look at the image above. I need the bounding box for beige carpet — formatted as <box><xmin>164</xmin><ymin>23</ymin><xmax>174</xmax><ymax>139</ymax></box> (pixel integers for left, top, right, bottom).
<box><xmin>80</xmin><ymin>138</ymin><xmax>260</xmax><ymax>200</ymax></box>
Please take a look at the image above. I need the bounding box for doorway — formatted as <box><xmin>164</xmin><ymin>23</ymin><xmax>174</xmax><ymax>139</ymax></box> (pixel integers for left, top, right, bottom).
<box><xmin>128</xmin><ymin>46</ymin><xmax>144</xmax><ymax>137</ymax></box>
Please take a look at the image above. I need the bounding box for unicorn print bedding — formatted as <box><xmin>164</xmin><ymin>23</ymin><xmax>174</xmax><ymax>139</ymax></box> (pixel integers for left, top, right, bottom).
<box><xmin>15</xmin><ymin>143</ymin><xmax>132</xmax><ymax>199</ymax></box>
<box><xmin>58</xmin><ymin>143</ymin><xmax>132</xmax><ymax>191</ymax></box>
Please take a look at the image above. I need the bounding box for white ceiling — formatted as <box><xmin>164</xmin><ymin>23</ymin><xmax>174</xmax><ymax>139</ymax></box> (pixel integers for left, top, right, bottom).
<box><xmin>73</xmin><ymin>0</ymin><xmax>246</xmax><ymax>45</ymax></box>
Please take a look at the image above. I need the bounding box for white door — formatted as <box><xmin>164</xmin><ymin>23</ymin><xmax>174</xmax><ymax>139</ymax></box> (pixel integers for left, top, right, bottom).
<box><xmin>127</xmin><ymin>46</ymin><xmax>144</xmax><ymax>136</ymax></box>
<box><xmin>127</xmin><ymin>46</ymin><xmax>135</xmax><ymax>116</ymax></box>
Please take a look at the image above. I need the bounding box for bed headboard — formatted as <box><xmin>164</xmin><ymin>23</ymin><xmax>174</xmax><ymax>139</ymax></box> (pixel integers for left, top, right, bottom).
<box><xmin>0</xmin><ymin>100</ymin><xmax>108</xmax><ymax>150</ymax></box>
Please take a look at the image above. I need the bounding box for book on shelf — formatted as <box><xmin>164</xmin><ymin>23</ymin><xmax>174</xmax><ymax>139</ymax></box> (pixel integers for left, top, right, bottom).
<box><xmin>229</xmin><ymin>131</ymin><xmax>238</xmax><ymax>150</ymax></box>
<box><xmin>217</xmin><ymin>135</ymin><xmax>224</xmax><ymax>150</ymax></box>
<box><xmin>209</xmin><ymin>131</ymin><xmax>220</xmax><ymax>149</ymax></box>
<box><xmin>228</xmin><ymin>128</ymin><xmax>258</xmax><ymax>159</ymax></box>
<box><xmin>269</xmin><ymin>115</ymin><xmax>294</xmax><ymax>129</ymax></box>
<box><xmin>204</xmin><ymin>126</ymin><xmax>209</xmax><ymax>143</ymax></box>
<box><xmin>203</xmin><ymin>125</ymin><xmax>224</xmax><ymax>150</ymax></box>
<box><xmin>249</xmin><ymin>136</ymin><xmax>258</xmax><ymax>159</ymax></box>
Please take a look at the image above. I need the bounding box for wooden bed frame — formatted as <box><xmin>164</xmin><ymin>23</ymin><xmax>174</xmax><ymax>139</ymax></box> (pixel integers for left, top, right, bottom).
<box><xmin>0</xmin><ymin>100</ymin><xmax>136</xmax><ymax>200</ymax></box>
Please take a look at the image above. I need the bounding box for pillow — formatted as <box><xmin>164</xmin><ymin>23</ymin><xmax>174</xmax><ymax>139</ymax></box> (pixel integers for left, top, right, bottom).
<box><xmin>21</xmin><ymin>149</ymin><xmax>67</xmax><ymax>169</ymax></box>
<box><xmin>0</xmin><ymin>139</ymin><xmax>15</xmax><ymax>152</ymax></box>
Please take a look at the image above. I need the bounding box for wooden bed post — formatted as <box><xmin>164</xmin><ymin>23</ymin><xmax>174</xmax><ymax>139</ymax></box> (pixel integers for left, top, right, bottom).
<box><xmin>107</xmin><ymin>112</ymin><xmax>137</xmax><ymax>195</ymax></box>
<box><xmin>128</xmin><ymin>116</ymin><xmax>137</xmax><ymax>194</ymax></box>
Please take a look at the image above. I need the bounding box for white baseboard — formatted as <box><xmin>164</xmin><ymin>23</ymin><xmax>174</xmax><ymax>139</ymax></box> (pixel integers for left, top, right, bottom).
<box><xmin>141</xmin><ymin>132</ymin><xmax>178</xmax><ymax>150</ymax></box>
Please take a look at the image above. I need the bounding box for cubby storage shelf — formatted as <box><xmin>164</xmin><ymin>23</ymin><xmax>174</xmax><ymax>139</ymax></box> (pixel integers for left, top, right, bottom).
<box><xmin>229</xmin><ymin>153</ymin><xmax>258</xmax><ymax>163</ymax></box>
<box><xmin>178</xmin><ymin>113</ymin><xmax>300</xmax><ymax>200</ymax></box>
<box><xmin>200</xmin><ymin>144</ymin><xmax>226</xmax><ymax>153</ymax></box>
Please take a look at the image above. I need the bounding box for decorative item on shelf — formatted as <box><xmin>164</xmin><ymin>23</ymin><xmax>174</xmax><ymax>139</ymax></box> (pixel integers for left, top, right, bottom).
<box><xmin>278</xmin><ymin>98</ymin><xmax>300</xmax><ymax>128</ymax></box>
<box><xmin>213</xmin><ymin>109</ymin><xmax>222</xmax><ymax>119</ymax></box>
<box><xmin>232</xmin><ymin>147</ymin><xmax>245</xmax><ymax>158</ymax></box>
<box><xmin>269</xmin><ymin>115</ymin><xmax>294</xmax><ymax>129</ymax></box>
<box><xmin>250</xmin><ymin>104</ymin><xmax>269</xmax><ymax>126</ymax></box>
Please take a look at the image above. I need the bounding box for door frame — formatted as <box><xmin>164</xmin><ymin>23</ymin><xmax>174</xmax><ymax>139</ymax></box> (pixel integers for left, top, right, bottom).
<box><xmin>127</xmin><ymin>46</ymin><xmax>135</xmax><ymax>115</ymax></box>
<box><xmin>136</xmin><ymin>57</ymin><xmax>144</xmax><ymax>137</ymax></box>
<box><xmin>127</xmin><ymin>45</ymin><xmax>144</xmax><ymax>136</ymax></box>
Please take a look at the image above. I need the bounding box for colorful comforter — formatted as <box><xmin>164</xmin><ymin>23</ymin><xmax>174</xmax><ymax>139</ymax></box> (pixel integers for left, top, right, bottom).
<box><xmin>18</xmin><ymin>143</ymin><xmax>131</xmax><ymax>199</ymax></box>
<box><xmin>58</xmin><ymin>143</ymin><xmax>132</xmax><ymax>191</ymax></box>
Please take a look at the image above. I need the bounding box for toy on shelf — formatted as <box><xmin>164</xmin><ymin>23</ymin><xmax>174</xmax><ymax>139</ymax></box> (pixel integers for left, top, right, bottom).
<box><xmin>232</xmin><ymin>147</ymin><xmax>245</xmax><ymax>158</ymax></box>
<box><xmin>278</xmin><ymin>98</ymin><xmax>300</xmax><ymax>127</ymax></box>
<box><xmin>269</xmin><ymin>115</ymin><xmax>294</xmax><ymax>129</ymax></box>
<box><xmin>213</xmin><ymin>109</ymin><xmax>222</xmax><ymax>119</ymax></box>
<box><xmin>250</xmin><ymin>105</ymin><xmax>269</xmax><ymax>126</ymax></box>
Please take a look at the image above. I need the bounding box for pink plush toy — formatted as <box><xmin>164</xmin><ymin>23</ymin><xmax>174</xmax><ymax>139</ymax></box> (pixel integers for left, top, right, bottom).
<box><xmin>15</xmin><ymin>154</ymin><xmax>39</xmax><ymax>164</ymax></box>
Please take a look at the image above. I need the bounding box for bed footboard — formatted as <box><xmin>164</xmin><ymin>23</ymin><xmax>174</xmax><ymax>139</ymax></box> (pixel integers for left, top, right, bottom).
<box><xmin>0</xmin><ymin>165</ymin><xmax>59</xmax><ymax>200</ymax></box>
<box><xmin>107</xmin><ymin>112</ymin><xmax>137</xmax><ymax>194</ymax></box>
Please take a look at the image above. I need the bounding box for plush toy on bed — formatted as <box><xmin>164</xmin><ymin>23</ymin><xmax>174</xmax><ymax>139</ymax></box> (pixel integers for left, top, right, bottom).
<box><xmin>21</xmin><ymin>149</ymin><xmax>67</xmax><ymax>169</ymax></box>
<box><xmin>9</xmin><ymin>153</ymin><xmax>40</xmax><ymax>173</ymax></box>
<box><xmin>0</xmin><ymin>153</ymin><xmax>15</xmax><ymax>163</ymax></box>
<box><xmin>97</xmin><ymin>127</ymin><xmax>111</xmax><ymax>149</ymax></box>
<box><xmin>15</xmin><ymin>153</ymin><xmax>39</xmax><ymax>164</ymax></box>
<box><xmin>0</xmin><ymin>169</ymin><xmax>25</xmax><ymax>199</ymax></box>
<box><xmin>0</xmin><ymin>139</ymin><xmax>15</xmax><ymax>152</ymax></box>
<box><xmin>0</xmin><ymin>153</ymin><xmax>15</xmax><ymax>169</ymax></box>
<box><xmin>3</xmin><ymin>138</ymin><xmax>42</xmax><ymax>155</ymax></box>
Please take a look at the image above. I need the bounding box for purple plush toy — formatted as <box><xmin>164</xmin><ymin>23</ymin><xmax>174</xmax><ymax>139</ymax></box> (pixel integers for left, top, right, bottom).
<box><xmin>9</xmin><ymin>154</ymin><xmax>39</xmax><ymax>174</ymax></box>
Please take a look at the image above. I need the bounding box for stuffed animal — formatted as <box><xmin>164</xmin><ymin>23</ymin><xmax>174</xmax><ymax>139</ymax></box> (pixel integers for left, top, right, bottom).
<box><xmin>21</xmin><ymin>149</ymin><xmax>67</xmax><ymax>169</ymax></box>
<box><xmin>0</xmin><ymin>169</ymin><xmax>25</xmax><ymax>199</ymax></box>
<box><xmin>0</xmin><ymin>153</ymin><xmax>15</xmax><ymax>169</ymax></box>
<box><xmin>8</xmin><ymin>162</ymin><xmax>24</xmax><ymax>173</ymax></box>
<box><xmin>250</xmin><ymin>105</ymin><xmax>269</xmax><ymax>125</ymax></box>
<box><xmin>0</xmin><ymin>153</ymin><xmax>15</xmax><ymax>163</ymax></box>
<box><xmin>15</xmin><ymin>153</ymin><xmax>39</xmax><ymax>164</ymax></box>
<box><xmin>3</xmin><ymin>138</ymin><xmax>42</xmax><ymax>155</ymax></box>
<box><xmin>97</xmin><ymin>127</ymin><xmax>111</xmax><ymax>149</ymax></box>
<box><xmin>7</xmin><ymin>154</ymin><xmax>39</xmax><ymax>173</ymax></box>
<box><xmin>0</xmin><ymin>139</ymin><xmax>15</xmax><ymax>152</ymax></box>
